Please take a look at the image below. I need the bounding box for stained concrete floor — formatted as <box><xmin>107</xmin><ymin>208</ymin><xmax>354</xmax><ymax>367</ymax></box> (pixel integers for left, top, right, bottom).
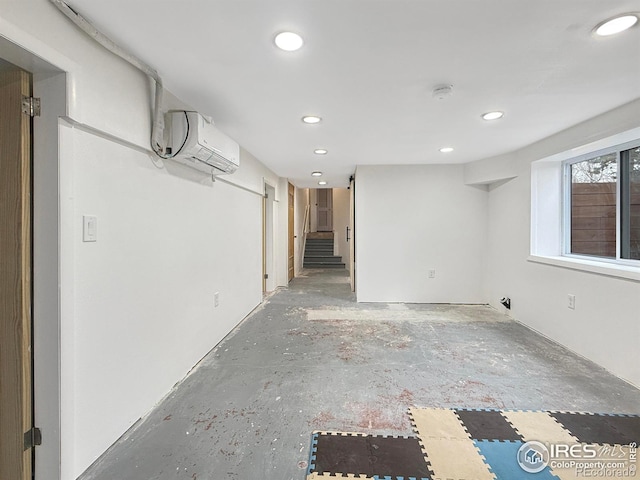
<box><xmin>80</xmin><ymin>269</ymin><xmax>640</xmax><ymax>480</ymax></box>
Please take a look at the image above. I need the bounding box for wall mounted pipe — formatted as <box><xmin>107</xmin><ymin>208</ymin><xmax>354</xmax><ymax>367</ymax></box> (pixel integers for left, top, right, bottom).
<box><xmin>49</xmin><ymin>0</ymin><xmax>167</xmax><ymax>157</ymax></box>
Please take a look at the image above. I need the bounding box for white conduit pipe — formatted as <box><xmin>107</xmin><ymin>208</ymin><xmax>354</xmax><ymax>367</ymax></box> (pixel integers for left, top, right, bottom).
<box><xmin>49</xmin><ymin>0</ymin><xmax>168</xmax><ymax>157</ymax></box>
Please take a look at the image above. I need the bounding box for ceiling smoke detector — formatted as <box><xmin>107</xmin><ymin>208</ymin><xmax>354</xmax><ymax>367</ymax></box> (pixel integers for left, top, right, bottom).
<box><xmin>432</xmin><ymin>84</ymin><xmax>453</xmax><ymax>100</ymax></box>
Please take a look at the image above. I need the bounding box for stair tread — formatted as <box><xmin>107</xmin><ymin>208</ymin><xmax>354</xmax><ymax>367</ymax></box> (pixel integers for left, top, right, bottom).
<box><xmin>304</xmin><ymin>263</ymin><xmax>345</xmax><ymax>266</ymax></box>
<box><xmin>304</xmin><ymin>259</ymin><xmax>344</xmax><ymax>263</ymax></box>
<box><xmin>304</xmin><ymin>234</ymin><xmax>341</xmax><ymax>269</ymax></box>
<box><xmin>303</xmin><ymin>264</ymin><xmax>346</xmax><ymax>268</ymax></box>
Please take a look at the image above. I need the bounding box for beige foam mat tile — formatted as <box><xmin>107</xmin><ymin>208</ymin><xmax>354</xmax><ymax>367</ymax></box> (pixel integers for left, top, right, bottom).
<box><xmin>409</xmin><ymin>407</ymin><xmax>470</xmax><ymax>440</ymax></box>
<box><xmin>420</xmin><ymin>437</ymin><xmax>496</xmax><ymax>480</ymax></box>
<box><xmin>502</xmin><ymin>410</ymin><xmax>578</xmax><ymax>443</ymax></box>
<box><xmin>547</xmin><ymin>468</ymin><xmax>585</xmax><ymax>480</ymax></box>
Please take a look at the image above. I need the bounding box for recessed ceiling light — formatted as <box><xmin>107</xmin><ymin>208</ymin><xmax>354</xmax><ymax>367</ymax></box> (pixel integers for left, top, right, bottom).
<box><xmin>311</xmin><ymin>171</ymin><xmax>323</xmax><ymax>177</ymax></box>
<box><xmin>302</xmin><ymin>115</ymin><xmax>322</xmax><ymax>124</ymax></box>
<box><xmin>482</xmin><ymin>111</ymin><xmax>504</xmax><ymax>121</ymax></box>
<box><xmin>594</xmin><ymin>14</ymin><xmax>638</xmax><ymax>36</ymax></box>
<box><xmin>439</xmin><ymin>147</ymin><xmax>454</xmax><ymax>153</ymax></box>
<box><xmin>274</xmin><ymin>31</ymin><xmax>304</xmax><ymax>51</ymax></box>
<box><xmin>318</xmin><ymin>181</ymin><xmax>327</xmax><ymax>186</ymax></box>
<box><xmin>314</xmin><ymin>149</ymin><xmax>328</xmax><ymax>155</ymax></box>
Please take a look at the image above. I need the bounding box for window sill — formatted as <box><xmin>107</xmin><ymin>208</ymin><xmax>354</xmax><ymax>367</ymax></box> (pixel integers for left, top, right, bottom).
<box><xmin>528</xmin><ymin>255</ymin><xmax>640</xmax><ymax>282</ymax></box>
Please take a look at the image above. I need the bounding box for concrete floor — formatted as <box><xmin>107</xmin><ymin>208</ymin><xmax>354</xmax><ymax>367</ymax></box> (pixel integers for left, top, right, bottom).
<box><xmin>80</xmin><ymin>269</ymin><xmax>640</xmax><ymax>480</ymax></box>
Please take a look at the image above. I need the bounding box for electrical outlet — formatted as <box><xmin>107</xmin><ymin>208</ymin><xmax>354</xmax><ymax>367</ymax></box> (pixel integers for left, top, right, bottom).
<box><xmin>428</xmin><ymin>269</ymin><xmax>436</xmax><ymax>279</ymax></box>
<box><xmin>568</xmin><ymin>294</ymin><xmax>575</xmax><ymax>310</ymax></box>
<box><xmin>214</xmin><ymin>292</ymin><xmax>220</xmax><ymax>308</ymax></box>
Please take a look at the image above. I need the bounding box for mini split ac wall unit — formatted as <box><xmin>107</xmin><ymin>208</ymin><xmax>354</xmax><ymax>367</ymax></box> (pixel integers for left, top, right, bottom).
<box><xmin>165</xmin><ymin>111</ymin><xmax>240</xmax><ymax>175</ymax></box>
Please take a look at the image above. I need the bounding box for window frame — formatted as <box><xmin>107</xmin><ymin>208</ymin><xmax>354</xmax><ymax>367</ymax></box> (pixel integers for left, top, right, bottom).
<box><xmin>562</xmin><ymin>139</ymin><xmax>640</xmax><ymax>268</ymax></box>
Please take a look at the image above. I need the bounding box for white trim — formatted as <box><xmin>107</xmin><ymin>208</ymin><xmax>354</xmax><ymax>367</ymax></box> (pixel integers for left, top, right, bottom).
<box><xmin>528</xmin><ymin>255</ymin><xmax>640</xmax><ymax>282</ymax></box>
<box><xmin>537</xmin><ymin>126</ymin><xmax>640</xmax><ymax>164</ymax></box>
<box><xmin>561</xmin><ymin>161</ymin><xmax>571</xmax><ymax>255</ymax></box>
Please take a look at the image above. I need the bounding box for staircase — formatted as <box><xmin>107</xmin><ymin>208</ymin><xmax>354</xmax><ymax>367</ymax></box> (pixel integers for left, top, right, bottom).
<box><xmin>303</xmin><ymin>232</ymin><xmax>345</xmax><ymax>269</ymax></box>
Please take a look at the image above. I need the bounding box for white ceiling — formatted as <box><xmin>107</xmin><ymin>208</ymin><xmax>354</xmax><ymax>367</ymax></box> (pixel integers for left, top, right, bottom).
<box><xmin>68</xmin><ymin>0</ymin><xmax>640</xmax><ymax>188</ymax></box>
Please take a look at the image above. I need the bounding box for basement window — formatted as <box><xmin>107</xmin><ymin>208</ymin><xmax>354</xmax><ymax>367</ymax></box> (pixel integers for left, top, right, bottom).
<box><xmin>564</xmin><ymin>142</ymin><xmax>640</xmax><ymax>263</ymax></box>
<box><xmin>565</xmin><ymin>144</ymin><xmax>640</xmax><ymax>262</ymax></box>
<box><xmin>529</xmin><ymin>128</ymin><xmax>640</xmax><ymax>281</ymax></box>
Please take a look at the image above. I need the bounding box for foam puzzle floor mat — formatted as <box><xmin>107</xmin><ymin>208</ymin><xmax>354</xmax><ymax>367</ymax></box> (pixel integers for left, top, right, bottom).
<box><xmin>307</xmin><ymin>407</ymin><xmax>639</xmax><ymax>479</ymax></box>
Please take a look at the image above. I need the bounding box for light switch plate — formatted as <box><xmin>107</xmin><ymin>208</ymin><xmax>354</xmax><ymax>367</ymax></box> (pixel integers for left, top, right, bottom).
<box><xmin>568</xmin><ymin>294</ymin><xmax>575</xmax><ymax>310</ymax></box>
<box><xmin>83</xmin><ymin>215</ymin><xmax>97</xmax><ymax>242</ymax></box>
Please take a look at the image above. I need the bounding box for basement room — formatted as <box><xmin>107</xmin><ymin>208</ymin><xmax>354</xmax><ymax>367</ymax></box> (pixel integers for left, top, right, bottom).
<box><xmin>1</xmin><ymin>1</ymin><xmax>639</xmax><ymax>479</ymax></box>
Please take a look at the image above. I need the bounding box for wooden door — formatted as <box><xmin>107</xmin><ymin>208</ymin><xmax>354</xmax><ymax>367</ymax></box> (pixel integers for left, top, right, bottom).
<box><xmin>0</xmin><ymin>69</ymin><xmax>34</xmax><ymax>480</ymax></box>
<box><xmin>317</xmin><ymin>188</ymin><xmax>333</xmax><ymax>231</ymax></box>
<box><xmin>349</xmin><ymin>178</ymin><xmax>356</xmax><ymax>292</ymax></box>
<box><xmin>288</xmin><ymin>182</ymin><xmax>295</xmax><ymax>282</ymax></box>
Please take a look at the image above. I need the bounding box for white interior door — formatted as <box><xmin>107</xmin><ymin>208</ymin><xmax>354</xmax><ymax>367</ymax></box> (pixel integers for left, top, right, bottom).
<box><xmin>263</xmin><ymin>184</ymin><xmax>275</xmax><ymax>292</ymax></box>
<box><xmin>349</xmin><ymin>179</ymin><xmax>355</xmax><ymax>292</ymax></box>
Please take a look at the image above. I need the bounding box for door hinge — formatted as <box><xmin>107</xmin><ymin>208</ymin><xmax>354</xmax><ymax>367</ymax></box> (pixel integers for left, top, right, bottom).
<box><xmin>264</xmin><ymin>274</ymin><xmax>269</xmax><ymax>279</ymax></box>
<box><xmin>24</xmin><ymin>427</ymin><xmax>42</xmax><ymax>450</ymax></box>
<box><xmin>22</xmin><ymin>96</ymin><xmax>41</xmax><ymax>117</ymax></box>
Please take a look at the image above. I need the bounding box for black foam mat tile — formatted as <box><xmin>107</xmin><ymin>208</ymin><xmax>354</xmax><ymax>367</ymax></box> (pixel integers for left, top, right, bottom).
<box><xmin>311</xmin><ymin>433</ymin><xmax>432</xmax><ymax>479</ymax></box>
<box><xmin>454</xmin><ymin>409</ymin><xmax>523</xmax><ymax>441</ymax></box>
<box><xmin>550</xmin><ymin>412</ymin><xmax>640</xmax><ymax>445</ymax></box>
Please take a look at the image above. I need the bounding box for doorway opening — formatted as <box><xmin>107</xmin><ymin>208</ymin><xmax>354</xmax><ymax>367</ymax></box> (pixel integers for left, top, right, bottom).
<box><xmin>288</xmin><ymin>182</ymin><xmax>295</xmax><ymax>282</ymax></box>
<box><xmin>1</xmin><ymin>37</ymin><xmax>66</xmax><ymax>480</ymax></box>
<box><xmin>262</xmin><ymin>183</ymin><xmax>276</xmax><ymax>293</ymax></box>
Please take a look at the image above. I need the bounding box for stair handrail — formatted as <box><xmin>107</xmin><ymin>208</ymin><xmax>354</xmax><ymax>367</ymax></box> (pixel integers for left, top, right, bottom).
<box><xmin>301</xmin><ymin>204</ymin><xmax>310</xmax><ymax>268</ymax></box>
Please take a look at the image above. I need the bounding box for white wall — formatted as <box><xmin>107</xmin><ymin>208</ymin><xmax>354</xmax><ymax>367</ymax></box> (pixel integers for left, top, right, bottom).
<box><xmin>333</xmin><ymin>188</ymin><xmax>350</xmax><ymax>270</ymax></box>
<box><xmin>1</xmin><ymin>2</ymin><xmax>286</xmax><ymax>478</ymax></box>
<box><xmin>470</xmin><ymin>99</ymin><xmax>640</xmax><ymax>387</ymax></box>
<box><xmin>355</xmin><ymin>165</ymin><xmax>488</xmax><ymax>303</ymax></box>
<box><xmin>60</xmin><ymin>126</ymin><xmax>274</xmax><ymax>476</ymax></box>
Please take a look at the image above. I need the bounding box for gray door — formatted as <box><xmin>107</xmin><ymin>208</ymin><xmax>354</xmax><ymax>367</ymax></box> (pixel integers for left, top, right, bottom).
<box><xmin>317</xmin><ymin>188</ymin><xmax>333</xmax><ymax>232</ymax></box>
